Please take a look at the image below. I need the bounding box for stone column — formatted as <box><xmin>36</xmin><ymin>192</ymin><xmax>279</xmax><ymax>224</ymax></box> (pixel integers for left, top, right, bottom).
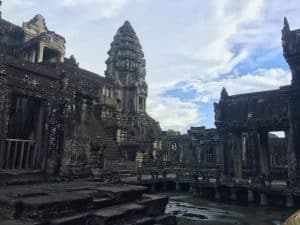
<box><xmin>249</xmin><ymin>130</ymin><xmax>260</xmax><ymax>177</ymax></box>
<box><xmin>230</xmin><ymin>187</ymin><xmax>237</xmax><ymax>201</ymax></box>
<box><xmin>162</xmin><ymin>170</ymin><xmax>168</xmax><ymax>191</ymax></box>
<box><xmin>220</xmin><ymin>130</ymin><xmax>229</xmax><ymax>177</ymax></box>
<box><xmin>37</xmin><ymin>44</ymin><xmax>44</xmax><ymax>63</ymax></box>
<box><xmin>151</xmin><ymin>183</ymin><xmax>156</xmax><ymax>193</ymax></box>
<box><xmin>247</xmin><ymin>189</ymin><xmax>254</xmax><ymax>203</ymax></box>
<box><xmin>286</xmin><ymin>91</ymin><xmax>300</xmax><ymax>187</ymax></box>
<box><xmin>215</xmin><ymin>186</ymin><xmax>221</xmax><ymax>200</ymax></box>
<box><xmin>175</xmin><ymin>182</ymin><xmax>180</xmax><ymax>192</ymax></box>
<box><xmin>189</xmin><ymin>183</ymin><xmax>193</xmax><ymax>193</ymax></box>
<box><xmin>286</xmin><ymin>192</ymin><xmax>294</xmax><ymax>208</ymax></box>
<box><xmin>30</xmin><ymin>50</ymin><xmax>36</xmax><ymax>62</ymax></box>
<box><xmin>260</xmin><ymin>192</ymin><xmax>268</xmax><ymax>206</ymax></box>
<box><xmin>60</xmin><ymin>53</ymin><xmax>64</xmax><ymax>63</ymax></box>
<box><xmin>232</xmin><ymin>132</ymin><xmax>243</xmax><ymax>179</ymax></box>
<box><xmin>189</xmin><ymin>178</ymin><xmax>198</xmax><ymax>196</ymax></box>
<box><xmin>258</xmin><ymin>131</ymin><xmax>271</xmax><ymax>178</ymax></box>
<box><xmin>162</xmin><ymin>182</ymin><xmax>168</xmax><ymax>192</ymax></box>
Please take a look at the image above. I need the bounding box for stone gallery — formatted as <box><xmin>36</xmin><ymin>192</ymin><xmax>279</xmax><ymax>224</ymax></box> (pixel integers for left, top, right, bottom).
<box><xmin>0</xmin><ymin>3</ymin><xmax>300</xmax><ymax>225</ymax></box>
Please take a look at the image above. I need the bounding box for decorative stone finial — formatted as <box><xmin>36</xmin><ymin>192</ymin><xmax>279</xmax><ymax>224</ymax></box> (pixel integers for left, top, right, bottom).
<box><xmin>221</xmin><ymin>87</ymin><xmax>229</xmax><ymax>99</ymax></box>
<box><xmin>283</xmin><ymin>17</ymin><xmax>290</xmax><ymax>31</ymax></box>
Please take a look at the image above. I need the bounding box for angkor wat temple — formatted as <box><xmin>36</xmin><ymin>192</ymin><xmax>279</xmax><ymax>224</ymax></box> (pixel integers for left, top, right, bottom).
<box><xmin>1</xmin><ymin>5</ymin><xmax>300</xmax><ymax>225</ymax></box>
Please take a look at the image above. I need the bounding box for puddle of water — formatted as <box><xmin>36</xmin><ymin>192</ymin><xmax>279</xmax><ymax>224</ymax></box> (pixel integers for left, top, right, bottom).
<box><xmin>167</xmin><ymin>201</ymin><xmax>224</xmax><ymax>221</ymax></box>
<box><xmin>166</xmin><ymin>195</ymin><xmax>294</xmax><ymax>225</ymax></box>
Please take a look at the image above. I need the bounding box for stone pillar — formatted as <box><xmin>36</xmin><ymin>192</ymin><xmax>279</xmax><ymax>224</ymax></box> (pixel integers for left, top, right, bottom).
<box><xmin>198</xmin><ymin>186</ymin><xmax>203</xmax><ymax>197</ymax></box>
<box><xmin>220</xmin><ymin>130</ymin><xmax>230</xmax><ymax>177</ymax></box>
<box><xmin>230</xmin><ymin>187</ymin><xmax>237</xmax><ymax>201</ymax></box>
<box><xmin>247</xmin><ymin>189</ymin><xmax>254</xmax><ymax>203</ymax></box>
<box><xmin>162</xmin><ymin>182</ymin><xmax>168</xmax><ymax>192</ymax></box>
<box><xmin>189</xmin><ymin>182</ymin><xmax>198</xmax><ymax>196</ymax></box>
<box><xmin>258</xmin><ymin>131</ymin><xmax>271</xmax><ymax>177</ymax></box>
<box><xmin>151</xmin><ymin>183</ymin><xmax>156</xmax><ymax>193</ymax></box>
<box><xmin>286</xmin><ymin>92</ymin><xmax>300</xmax><ymax>187</ymax></box>
<box><xmin>215</xmin><ymin>187</ymin><xmax>221</xmax><ymax>200</ymax></box>
<box><xmin>175</xmin><ymin>182</ymin><xmax>180</xmax><ymax>192</ymax></box>
<box><xmin>189</xmin><ymin>183</ymin><xmax>193</xmax><ymax>193</ymax></box>
<box><xmin>260</xmin><ymin>192</ymin><xmax>268</xmax><ymax>206</ymax></box>
<box><xmin>37</xmin><ymin>44</ymin><xmax>44</xmax><ymax>63</ymax></box>
<box><xmin>193</xmin><ymin>174</ymin><xmax>199</xmax><ymax>196</ymax></box>
<box><xmin>232</xmin><ymin>132</ymin><xmax>243</xmax><ymax>179</ymax></box>
<box><xmin>286</xmin><ymin>192</ymin><xmax>294</xmax><ymax>208</ymax></box>
<box><xmin>137</xmin><ymin>173</ymin><xmax>142</xmax><ymax>183</ymax></box>
<box><xmin>30</xmin><ymin>50</ymin><xmax>36</xmax><ymax>62</ymax></box>
<box><xmin>60</xmin><ymin>53</ymin><xmax>64</xmax><ymax>63</ymax></box>
<box><xmin>249</xmin><ymin>130</ymin><xmax>260</xmax><ymax>177</ymax></box>
<box><xmin>151</xmin><ymin>172</ymin><xmax>156</xmax><ymax>180</ymax></box>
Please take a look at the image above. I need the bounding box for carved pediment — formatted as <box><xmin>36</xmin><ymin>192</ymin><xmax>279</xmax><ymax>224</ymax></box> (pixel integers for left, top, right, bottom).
<box><xmin>22</xmin><ymin>14</ymin><xmax>48</xmax><ymax>39</ymax></box>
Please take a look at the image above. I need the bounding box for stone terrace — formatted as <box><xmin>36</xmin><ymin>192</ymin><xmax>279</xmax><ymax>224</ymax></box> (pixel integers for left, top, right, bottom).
<box><xmin>0</xmin><ymin>180</ymin><xmax>176</xmax><ymax>225</ymax></box>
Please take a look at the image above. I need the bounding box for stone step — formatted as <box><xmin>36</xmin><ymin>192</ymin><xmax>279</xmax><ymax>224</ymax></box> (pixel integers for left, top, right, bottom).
<box><xmin>19</xmin><ymin>192</ymin><xmax>92</xmax><ymax>220</ymax></box>
<box><xmin>47</xmin><ymin>212</ymin><xmax>92</xmax><ymax>225</ymax></box>
<box><xmin>94</xmin><ymin>203</ymin><xmax>145</xmax><ymax>225</ymax></box>
<box><xmin>95</xmin><ymin>184</ymin><xmax>146</xmax><ymax>203</ymax></box>
<box><xmin>102</xmin><ymin>128</ymin><xmax>121</xmax><ymax>160</ymax></box>
<box><xmin>0</xmin><ymin>170</ymin><xmax>45</xmax><ymax>186</ymax></box>
<box><xmin>114</xmin><ymin>216</ymin><xmax>154</xmax><ymax>225</ymax></box>
<box><xmin>154</xmin><ymin>214</ymin><xmax>176</xmax><ymax>225</ymax></box>
<box><xmin>93</xmin><ymin>197</ymin><xmax>113</xmax><ymax>209</ymax></box>
<box><xmin>134</xmin><ymin>216</ymin><xmax>154</xmax><ymax>225</ymax></box>
<box><xmin>138</xmin><ymin>194</ymin><xmax>168</xmax><ymax>217</ymax></box>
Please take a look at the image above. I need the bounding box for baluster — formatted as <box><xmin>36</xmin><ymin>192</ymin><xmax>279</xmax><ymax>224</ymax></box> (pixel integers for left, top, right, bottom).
<box><xmin>12</xmin><ymin>141</ymin><xmax>19</xmax><ymax>168</ymax></box>
<box><xmin>19</xmin><ymin>141</ymin><xmax>25</xmax><ymax>169</ymax></box>
<box><xmin>32</xmin><ymin>142</ymin><xmax>38</xmax><ymax>169</ymax></box>
<box><xmin>5</xmin><ymin>140</ymin><xmax>12</xmax><ymax>168</ymax></box>
<box><xmin>0</xmin><ymin>140</ymin><xmax>6</xmax><ymax>168</ymax></box>
<box><xmin>25</xmin><ymin>142</ymin><xmax>31</xmax><ymax>169</ymax></box>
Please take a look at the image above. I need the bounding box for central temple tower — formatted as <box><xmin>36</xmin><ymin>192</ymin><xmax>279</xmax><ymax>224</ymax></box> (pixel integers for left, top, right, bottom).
<box><xmin>105</xmin><ymin>21</ymin><xmax>147</xmax><ymax>114</ymax></box>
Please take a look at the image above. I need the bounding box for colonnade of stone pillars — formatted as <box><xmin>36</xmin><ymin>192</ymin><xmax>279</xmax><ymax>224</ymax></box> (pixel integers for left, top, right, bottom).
<box><xmin>224</xmin><ymin>129</ymin><xmax>272</xmax><ymax>180</ymax></box>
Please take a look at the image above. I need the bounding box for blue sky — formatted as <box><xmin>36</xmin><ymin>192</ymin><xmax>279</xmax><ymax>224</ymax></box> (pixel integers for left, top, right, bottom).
<box><xmin>2</xmin><ymin>0</ymin><xmax>300</xmax><ymax>132</ymax></box>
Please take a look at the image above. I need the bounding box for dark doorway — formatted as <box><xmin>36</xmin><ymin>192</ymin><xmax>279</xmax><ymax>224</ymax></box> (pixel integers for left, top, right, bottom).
<box><xmin>0</xmin><ymin>95</ymin><xmax>46</xmax><ymax>169</ymax></box>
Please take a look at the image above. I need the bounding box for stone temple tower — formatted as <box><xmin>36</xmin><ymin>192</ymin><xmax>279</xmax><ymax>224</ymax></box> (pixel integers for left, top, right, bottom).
<box><xmin>105</xmin><ymin>21</ymin><xmax>148</xmax><ymax>114</ymax></box>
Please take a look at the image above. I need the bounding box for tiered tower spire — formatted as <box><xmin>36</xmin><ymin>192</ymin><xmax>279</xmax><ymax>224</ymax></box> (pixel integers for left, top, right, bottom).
<box><xmin>105</xmin><ymin>21</ymin><xmax>148</xmax><ymax>113</ymax></box>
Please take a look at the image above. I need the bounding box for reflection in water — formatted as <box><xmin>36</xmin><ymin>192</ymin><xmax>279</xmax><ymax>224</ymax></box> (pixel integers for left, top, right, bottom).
<box><xmin>165</xmin><ymin>194</ymin><xmax>294</xmax><ymax>225</ymax></box>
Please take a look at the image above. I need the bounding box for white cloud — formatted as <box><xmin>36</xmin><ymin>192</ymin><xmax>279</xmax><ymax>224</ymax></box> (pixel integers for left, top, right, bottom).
<box><xmin>57</xmin><ymin>0</ymin><xmax>128</xmax><ymax>18</ymax></box>
<box><xmin>2</xmin><ymin>0</ymin><xmax>128</xmax><ymax>21</ymax></box>
<box><xmin>147</xmin><ymin>96</ymin><xmax>201</xmax><ymax>132</ymax></box>
<box><xmin>190</xmin><ymin>68</ymin><xmax>291</xmax><ymax>103</ymax></box>
<box><xmin>147</xmin><ymin>67</ymin><xmax>291</xmax><ymax>132</ymax></box>
<box><xmin>146</xmin><ymin>0</ymin><xmax>300</xmax><ymax>89</ymax></box>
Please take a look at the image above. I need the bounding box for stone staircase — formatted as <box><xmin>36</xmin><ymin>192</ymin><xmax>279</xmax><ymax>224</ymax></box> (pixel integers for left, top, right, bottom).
<box><xmin>102</xmin><ymin>126</ymin><xmax>122</xmax><ymax>160</ymax></box>
<box><xmin>0</xmin><ymin>181</ymin><xmax>176</xmax><ymax>225</ymax></box>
